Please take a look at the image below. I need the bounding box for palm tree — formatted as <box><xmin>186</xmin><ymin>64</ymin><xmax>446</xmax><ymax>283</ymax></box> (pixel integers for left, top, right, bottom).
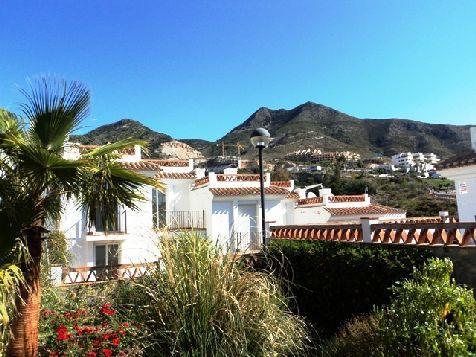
<box><xmin>0</xmin><ymin>79</ymin><xmax>162</xmax><ymax>356</ymax></box>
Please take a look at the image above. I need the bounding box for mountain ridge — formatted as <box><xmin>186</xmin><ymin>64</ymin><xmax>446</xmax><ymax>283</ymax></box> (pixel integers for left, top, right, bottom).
<box><xmin>71</xmin><ymin>102</ymin><xmax>472</xmax><ymax>160</ymax></box>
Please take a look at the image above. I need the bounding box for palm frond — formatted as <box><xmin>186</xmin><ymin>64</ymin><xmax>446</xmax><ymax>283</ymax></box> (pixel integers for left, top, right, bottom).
<box><xmin>80</xmin><ymin>138</ymin><xmax>148</xmax><ymax>158</ymax></box>
<box><xmin>78</xmin><ymin>156</ymin><xmax>162</xmax><ymax>230</ymax></box>
<box><xmin>15</xmin><ymin>143</ymin><xmax>83</xmax><ymax>195</ymax></box>
<box><xmin>20</xmin><ymin>78</ymin><xmax>89</xmax><ymax>151</ymax></box>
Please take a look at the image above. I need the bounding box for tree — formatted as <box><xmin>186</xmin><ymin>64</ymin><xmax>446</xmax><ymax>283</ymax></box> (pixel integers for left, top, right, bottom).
<box><xmin>0</xmin><ymin>79</ymin><xmax>162</xmax><ymax>356</ymax></box>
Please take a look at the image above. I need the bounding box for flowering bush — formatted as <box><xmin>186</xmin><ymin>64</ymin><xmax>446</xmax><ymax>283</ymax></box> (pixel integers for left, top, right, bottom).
<box><xmin>40</xmin><ymin>302</ymin><xmax>141</xmax><ymax>356</ymax></box>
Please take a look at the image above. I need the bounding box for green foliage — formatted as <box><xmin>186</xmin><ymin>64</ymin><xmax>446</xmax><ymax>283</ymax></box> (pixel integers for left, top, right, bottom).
<box><xmin>0</xmin><ymin>264</ymin><xmax>24</xmax><ymax>353</ymax></box>
<box><xmin>378</xmin><ymin>258</ymin><xmax>476</xmax><ymax>356</ymax></box>
<box><xmin>267</xmin><ymin>240</ymin><xmax>432</xmax><ymax>337</ymax></box>
<box><xmin>324</xmin><ymin>258</ymin><xmax>476</xmax><ymax>356</ymax></box>
<box><xmin>128</xmin><ymin>232</ymin><xmax>311</xmax><ymax>356</ymax></box>
<box><xmin>40</xmin><ymin>283</ymin><xmax>144</xmax><ymax>356</ymax></box>
<box><xmin>373</xmin><ymin>176</ymin><xmax>457</xmax><ymax>217</ymax></box>
<box><xmin>43</xmin><ymin>231</ymin><xmax>71</xmax><ymax>266</ymax></box>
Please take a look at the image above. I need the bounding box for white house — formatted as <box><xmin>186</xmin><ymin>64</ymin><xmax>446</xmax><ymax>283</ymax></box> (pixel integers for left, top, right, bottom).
<box><xmin>291</xmin><ymin>188</ymin><xmax>406</xmax><ymax>224</ymax></box>
<box><xmin>391</xmin><ymin>152</ymin><xmax>439</xmax><ymax>174</ymax></box>
<box><xmin>59</xmin><ymin>144</ymin><xmax>296</xmax><ymax>271</ymax></box>
<box><xmin>58</xmin><ymin>142</ymin><xmax>406</xmax><ymax>275</ymax></box>
<box><xmin>437</xmin><ymin>127</ymin><xmax>476</xmax><ymax>222</ymax></box>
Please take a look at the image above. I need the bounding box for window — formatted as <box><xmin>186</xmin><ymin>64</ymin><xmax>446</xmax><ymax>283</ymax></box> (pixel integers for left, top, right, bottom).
<box><xmin>93</xmin><ymin>204</ymin><xmax>121</xmax><ymax>232</ymax></box>
<box><xmin>95</xmin><ymin>243</ymin><xmax>119</xmax><ymax>267</ymax></box>
<box><xmin>152</xmin><ymin>188</ymin><xmax>166</xmax><ymax>229</ymax></box>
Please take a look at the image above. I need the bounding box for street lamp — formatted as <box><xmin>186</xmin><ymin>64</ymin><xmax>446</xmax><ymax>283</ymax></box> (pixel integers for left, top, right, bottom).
<box><xmin>250</xmin><ymin>128</ymin><xmax>271</xmax><ymax>248</ymax></box>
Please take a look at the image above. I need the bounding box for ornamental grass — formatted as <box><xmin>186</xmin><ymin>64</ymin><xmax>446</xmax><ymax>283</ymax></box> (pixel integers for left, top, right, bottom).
<box><xmin>132</xmin><ymin>231</ymin><xmax>311</xmax><ymax>356</ymax></box>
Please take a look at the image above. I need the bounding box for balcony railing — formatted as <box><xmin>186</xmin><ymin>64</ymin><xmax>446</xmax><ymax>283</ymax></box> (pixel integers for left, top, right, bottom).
<box><xmin>60</xmin><ymin>263</ymin><xmax>158</xmax><ymax>285</ymax></box>
<box><xmin>231</xmin><ymin>232</ymin><xmax>261</xmax><ymax>252</ymax></box>
<box><xmin>87</xmin><ymin>210</ymin><xmax>128</xmax><ymax>235</ymax></box>
<box><xmin>154</xmin><ymin>210</ymin><xmax>206</xmax><ymax>230</ymax></box>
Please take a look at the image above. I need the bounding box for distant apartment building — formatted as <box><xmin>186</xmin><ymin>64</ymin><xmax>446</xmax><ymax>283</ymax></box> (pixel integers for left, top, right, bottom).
<box><xmin>391</xmin><ymin>152</ymin><xmax>440</xmax><ymax>174</ymax></box>
<box><xmin>286</xmin><ymin>149</ymin><xmax>361</xmax><ymax>163</ymax></box>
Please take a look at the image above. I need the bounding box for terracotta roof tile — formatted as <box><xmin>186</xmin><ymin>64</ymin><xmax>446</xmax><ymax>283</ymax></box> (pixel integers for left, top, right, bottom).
<box><xmin>270</xmin><ymin>181</ymin><xmax>292</xmax><ymax>187</ymax></box>
<box><xmin>437</xmin><ymin>153</ymin><xmax>476</xmax><ymax>170</ymax></box>
<box><xmin>155</xmin><ymin>172</ymin><xmax>196</xmax><ymax>179</ymax></box>
<box><xmin>210</xmin><ymin>187</ymin><xmax>290</xmax><ymax>196</ymax></box>
<box><xmin>286</xmin><ymin>192</ymin><xmax>300</xmax><ymax>200</ymax></box>
<box><xmin>270</xmin><ymin>222</ymin><xmax>476</xmax><ymax>247</ymax></box>
<box><xmin>328</xmin><ymin>195</ymin><xmax>366</xmax><ymax>203</ymax></box>
<box><xmin>297</xmin><ymin>197</ymin><xmax>324</xmax><ymax>206</ymax></box>
<box><xmin>324</xmin><ymin>204</ymin><xmax>404</xmax><ymax>216</ymax></box>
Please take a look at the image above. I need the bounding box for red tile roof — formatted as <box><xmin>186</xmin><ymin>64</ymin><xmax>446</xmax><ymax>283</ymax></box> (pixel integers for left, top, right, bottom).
<box><xmin>324</xmin><ymin>204</ymin><xmax>404</xmax><ymax>216</ymax></box>
<box><xmin>270</xmin><ymin>181</ymin><xmax>292</xmax><ymax>187</ymax></box>
<box><xmin>328</xmin><ymin>195</ymin><xmax>366</xmax><ymax>203</ymax></box>
<box><xmin>437</xmin><ymin>153</ymin><xmax>476</xmax><ymax>170</ymax></box>
<box><xmin>155</xmin><ymin>172</ymin><xmax>196</xmax><ymax>179</ymax></box>
<box><xmin>210</xmin><ymin>187</ymin><xmax>290</xmax><ymax>196</ymax></box>
<box><xmin>285</xmin><ymin>192</ymin><xmax>300</xmax><ymax>200</ymax></box>
<box><xmin>297</xmin><ymin>197</ymin><xmax>323</xmax><ymax>206</ymax></box>
<box><xmin>120</xmin><ymin>160</ymin><xmax>189</xmax><ymax>170</ymax></box>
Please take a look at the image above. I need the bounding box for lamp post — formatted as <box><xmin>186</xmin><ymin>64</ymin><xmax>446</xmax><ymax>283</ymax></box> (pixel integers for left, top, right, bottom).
<box><xmin>250</xmin><ymin>128</ymin><xmax>271</xmax><ymax>248</ymax></box>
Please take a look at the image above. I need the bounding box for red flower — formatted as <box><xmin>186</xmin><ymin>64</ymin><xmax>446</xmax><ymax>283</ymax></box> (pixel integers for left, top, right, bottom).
<box><xmin>56</xmin><ymin>325</ymin><xmax>69</xmax><ymax>341</ymax></box>
<box><xmin>103</xmin><ymin>333</ymin><xmax>111</xmax><ymax>341</ymax></box>
<box><xmin>74</xmin><ymin>324</ymin><xmax>83</xmax><ymax>336</ymax></box>
<box><xmin>112</xmin><ymin>337</ymin><xmax>120</xmax><ymax>347</ymax></box>
<box><xmin>49</xmin><ymin>352</ymin><xmax>59</xmax><ymax>357</ymax></box>
<box><xmin>121</xmin><ymin>322</ymin><xmax>129</xmax><ymax>328</ymax></box>
<box><xmin>87</xmin><ymin>352</ymin><xmax>97</xmax><ymax>357</ymax></box>
<box><xmin>118</xmin><ymin>329</ymin><xmax>126</xmax><ymax>336</ymax></box>
<box><xmin>100</xmin><ymin>304</ymin><xmax>116</xmax><ymax>316</ymax></box>
<box><xmin>102</xmin><ymin>348</ymin><xmax>113</xmax><ymax>357</ymax></box>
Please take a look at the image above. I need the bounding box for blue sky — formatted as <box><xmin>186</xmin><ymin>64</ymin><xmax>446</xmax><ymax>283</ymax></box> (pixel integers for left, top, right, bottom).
<box><xmin>1</xmin><ymin>1</ymin><xmax>475</xmax><ymax>140</ymax></box>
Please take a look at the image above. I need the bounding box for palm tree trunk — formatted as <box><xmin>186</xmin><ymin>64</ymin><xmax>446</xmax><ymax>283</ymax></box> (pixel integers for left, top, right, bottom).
<box><xmin>6</xmin><ymin>227</ymin><xmax>44</xmax><ymax>357</ymax></box>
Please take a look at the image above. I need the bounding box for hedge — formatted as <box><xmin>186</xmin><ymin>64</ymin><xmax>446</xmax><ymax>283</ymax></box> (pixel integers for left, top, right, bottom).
<box><xmin>265</xmin><ymin>240</ymin><xmax>433</xmax><ymax>337</ymax></box>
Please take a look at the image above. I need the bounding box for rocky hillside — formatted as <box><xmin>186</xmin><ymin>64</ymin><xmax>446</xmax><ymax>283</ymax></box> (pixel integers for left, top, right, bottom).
<box><xmin>71</xmin><ymin>103</ymin><xmax>472</xmax><ymax>160</ymax></box>
<box><xmin>71</xmin><ymin>119</ymin><xmax>176</xmax><ymax>157</ymax></box>
<box><xmin>217</xmin><ymin>102</ymin><xmax>471</xmax><ymax>159</ymax></box>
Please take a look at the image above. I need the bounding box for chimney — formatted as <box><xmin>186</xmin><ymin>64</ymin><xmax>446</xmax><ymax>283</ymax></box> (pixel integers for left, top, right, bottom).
<box><xmin>471</xmin><ymin>127</ymin><xmax>476</xmax><ymax>153</ymax></box>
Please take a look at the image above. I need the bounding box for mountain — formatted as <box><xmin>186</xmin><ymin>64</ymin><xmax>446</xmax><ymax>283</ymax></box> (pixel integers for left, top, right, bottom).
<box><xmin>71</xmin><ymin>103</ymin><xmax>472</xmax><ymax>160</ymax></box>
<box><xmin>71</xmin><ymin>119</ymin><xmax>172</xmax><ymax>156</ymax></box>
<box><xmin>216</xmin><ymin>102</ymin><xmax>471</xmax><ymax>159</ymax></box>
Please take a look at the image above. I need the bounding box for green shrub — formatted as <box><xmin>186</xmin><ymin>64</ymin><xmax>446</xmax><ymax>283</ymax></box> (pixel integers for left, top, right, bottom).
<box><xmin>378</xmin><ymin>258</ymin><xmax>476</xmax><ymax>356</ymax></box>
<box><xmin>322</xmin><ymin>314</ymin><xmax>382</xmax><ymax>356</ymax></box>
<box><xmin>43</xmin><ymin>230</ymin><xmax>71</xmax><ymax>266</ymax></box>
<box><xmin>131</xmin><ymin>232</ymin><xmax>311</xmax><ymax>356</ymax></box>
<box><xmin>266</xmin><ymin>240</ymin><xmax>432</xmax><ymax>337</ymax></box>
<box><xmin>40</xmin><ymin>283</ymin><xmax>147</xmax><ymax>356</ymax></box>
<box><xmin>0</xmin><ymin>264</ymin><xmax>24</xmax><ymax>354</ymax></box>
<box><xmin>324</xmin><ymin>258</ymin><xmax>476</xmax><ymax>356</ymax></box>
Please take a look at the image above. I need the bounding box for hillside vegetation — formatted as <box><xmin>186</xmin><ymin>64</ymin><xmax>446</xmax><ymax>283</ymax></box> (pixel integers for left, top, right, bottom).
<box><xmin>45</xmin><ymin>102</ymin><xmax>472</xmax><ymax>160</ymax></box>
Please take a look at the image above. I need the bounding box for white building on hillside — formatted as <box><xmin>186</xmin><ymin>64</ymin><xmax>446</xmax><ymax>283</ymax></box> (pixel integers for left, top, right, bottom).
<box><xmin>291</xmin><ymin>188</ymin><xmax>406</xmax><ymax>224</ymax></box>
<box><xmin>391</xmin><ymin>152</ymin><xmax>440</xmax><ymax>174</ymax></box>
<box><xmin>437</xmin><ymin>127</ymin><xmax>476</xmax><ymax>222</ymax></box>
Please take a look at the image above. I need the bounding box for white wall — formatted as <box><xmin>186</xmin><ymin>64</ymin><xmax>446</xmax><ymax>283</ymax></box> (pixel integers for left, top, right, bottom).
<box><xmin>293</xmin><ymin>206</ymin><xmax>331</xmax><ymax>224</ymax></box>
<box><xmin>454</xmin><ymin>176</ymin><xmax>476</xmax><ymax>222</ymax></box>
<box><xmin>440</xmin><ymin>166</ymin><xmax>476</xmax><ymax>222</ymax></box>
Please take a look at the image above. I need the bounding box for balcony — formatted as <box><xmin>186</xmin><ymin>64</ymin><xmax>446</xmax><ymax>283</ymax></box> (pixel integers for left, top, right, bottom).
<box><xmin>154</xmin><ymin>210</ymin><xmax>206</xmax><ymax>230</ymax></box>
<box><xmin>86</xmin><ymin>210</ymin><xmax>128</xmax><ymax>241</ymax></box>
